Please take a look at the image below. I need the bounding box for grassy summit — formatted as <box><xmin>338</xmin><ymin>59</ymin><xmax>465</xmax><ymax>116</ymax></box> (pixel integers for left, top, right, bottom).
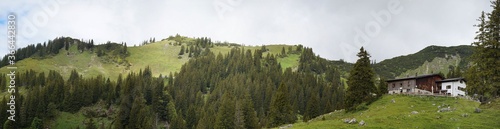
<box><xmin>0</xmin><ymin>38</ymin><xmax>301</xmax><ymax>80</ymax></box>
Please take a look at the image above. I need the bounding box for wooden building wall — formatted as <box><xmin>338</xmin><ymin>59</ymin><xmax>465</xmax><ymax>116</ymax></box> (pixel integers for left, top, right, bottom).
<box><xmin>416</xmin><ymin>75</ymin><xmax>443</xmax><ymax>92</ymax></box>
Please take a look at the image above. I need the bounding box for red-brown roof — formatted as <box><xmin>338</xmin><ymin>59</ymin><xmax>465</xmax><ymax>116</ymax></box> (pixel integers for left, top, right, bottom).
<box><xmin>435</xmin><ymin>77</ymin><xmax>466</xmax><ymax>83</ymax></box>
<box><xmin>386</xmin><ymin>74</ymin><xmax>443</xmax><ymax>82</ymax></box>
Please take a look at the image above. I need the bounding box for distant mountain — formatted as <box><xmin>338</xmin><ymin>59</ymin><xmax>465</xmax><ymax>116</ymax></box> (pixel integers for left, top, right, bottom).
<box><xmin>373</xmin><ymin>45</ymin><xmax>474</xmax><ymax>79</ymax></box>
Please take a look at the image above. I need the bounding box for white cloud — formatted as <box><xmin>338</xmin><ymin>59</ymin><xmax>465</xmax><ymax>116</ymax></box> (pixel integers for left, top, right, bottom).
<box><xmin>0</xmin><ymin>0</ymin><xmax>493</xmax><ymax>62</ymax></box>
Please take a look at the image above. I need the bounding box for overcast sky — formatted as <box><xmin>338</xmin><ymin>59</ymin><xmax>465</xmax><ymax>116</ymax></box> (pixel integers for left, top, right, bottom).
<box><xmin>0</xmin><ymin>0</ymin><xmax>493</xmax><ymax>62</ymax></box>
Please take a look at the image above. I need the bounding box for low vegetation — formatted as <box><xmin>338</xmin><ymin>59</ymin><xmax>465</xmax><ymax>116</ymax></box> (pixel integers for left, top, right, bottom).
<box><xmin>289</xmin><ymin>95</ymin><xmax>500</xmax><ymax>129</ymax></box>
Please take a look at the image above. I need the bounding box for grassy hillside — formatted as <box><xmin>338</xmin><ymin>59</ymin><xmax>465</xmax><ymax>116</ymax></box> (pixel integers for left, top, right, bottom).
<box><xmin>0</xmin><ymin>44</ymin><xmax>129</xmax><ymax>80</ymax></box>
<box><xmin>126</xmin><ymin>43</ymin><xmax>301</xmax><ymax>77</ymax></box>
<box><xmin>0</xmin><ymin>38</ymin><xmax>301</xmax><ymax>80</ymax></box>
<box><xmin>289</xmin><ymin>95</ymin><xmax>500</xmax><ymax>129</ymax></box>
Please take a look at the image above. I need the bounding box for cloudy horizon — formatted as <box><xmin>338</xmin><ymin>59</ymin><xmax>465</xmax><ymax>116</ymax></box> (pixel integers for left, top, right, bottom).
<box><xmin>0</xmin><ymin>0</ymin><xmax>493</xmax><ymax>62</ymax></box>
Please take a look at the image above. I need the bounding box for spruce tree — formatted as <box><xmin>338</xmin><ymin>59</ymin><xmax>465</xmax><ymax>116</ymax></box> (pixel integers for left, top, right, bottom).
<box><xmin>170</xmin><ymin>112</ymin><xmax>187</xmax><ymax>129</ymax></box>
<box><xmin>215</xmin><ymin>93</ymin><xmax>235</xmax><ymax>129</ymax></box>
<box><xmin>345</xmin><ymin>47</ymin><xmax>376</xmax><ymax>111</ymax></box>
<box><xmin>179</xmin><ymin>45</ymin><xmax>185</xmax><ymax>55</ymax></box>
<box><xmin>0</xmin><ymin>75</ymin><xmax>5</xmax><ymax>92</ymax></box>
<box><xmin>467</xmin><ymin>1</ymin><xmax>500</xmax><ymax>101</ymax></box>
<box><xmin>123</xmin><ymin>43</ymin><xmax>128</xmax><ymax>55</ymax></box>
<box><xmin>242</xmin><ymin>92</ymin><xmax>259</xmax><ymax>129</ymax></box>
<box><xmin>234</xmin><ymin>102</ymin><xmax>245</xmax><ymax>129</ymax></box>
<box><xmin>281</xmin><ymin>47</ymin><xmax>287</xmax><ymax>57</ymax></box>
<box><xmin>152</xmin><ymin>78</ymin><xmax>168</xmax><ymax>121</ymax></box>
<box><xmin>304</xmin><ymin>94</ymin><xmax>320</xmax><ymax>122</ymax></box>
<box><xmin>115</xmin><ymin>73</ymin><xmax>136</xmax><ymax>129</ymax></box>
<box><xmin>268</xmin><ymin>82</ymin><xmax>295</xmax><ymax>127</ymax></box>
<box><xmin>166</xmin><ymin>100</ymin><xmax>178</xmax><ymax>123</ymax></box>
<box><xmin>29</xmin><ymin>117</ymin><xmax>43</xmax><ymax>129</ymax></box>
<box><xmin>3</xmin><ymin>120</ymin><xmax>15</xmax><ymax>129</ymax></box>
<box><xmin>378</xmin><ymin>78</ymin><xmax>388</xmax><ymax>96</ymax></box>
<box><xmin>0</xmin><ymin>97</ymin><xmax>6</xmax><ymax>129</ymax></box>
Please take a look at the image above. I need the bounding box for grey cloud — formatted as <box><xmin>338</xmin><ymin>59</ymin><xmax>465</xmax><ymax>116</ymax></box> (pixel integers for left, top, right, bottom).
<box><xmin>0</xmin><ymin>0</ymin><xmax>492</xmax><ymax>63</ymax></box>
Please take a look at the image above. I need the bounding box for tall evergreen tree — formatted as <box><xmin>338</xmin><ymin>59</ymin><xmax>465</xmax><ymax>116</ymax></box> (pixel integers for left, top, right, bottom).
<box><xmin>115</xmin><ymin>73</ymin><xmax>136</xmax><ymax>129</ymax></box>
<box><xmin>123</xmin><ymin>43</ymin><xmax>128</xmax><ymax>55</ymax></box>
<box><xmin>280</xmin><ymin>47</ymin><xmax>287</xmax><ymax>57</ymax></box>
<box><xmin>345</xmin><ymin>47</ymin><xmax>376</xmax><ymax>111</ymax></box>
<box><xmin>241</xmin><ymin>92</ymin><xmax>259</xmax><ymax>129</ymax></box>
<box><xmin>179</xmin><ymin>45</ymin><xmax>185</xmax><ymax>55</ymax></box>
<box><xmin>234</xmin><ymin>101</ymin><xmax>245</xmax><ymax>129</ymax></box>
<box><xmin>304</xmin><ymin>94</ymin><xmax>320</xmax><ymax>122</ymax></box>
<box><xmin>378</xmin><ymin>78</ymin><xmax>388</xmax><ymax>96</ymax></box>
<box><xmin>0</xmin><ymin>75</ymin><xmax>5</xmax><ymax>92</ymax></box>
<box><xmin>0</xmin><ymin>97</ymin><xmax>6</xmax><ymax>129</ymax></box>
<box><xmin>166</xmin><ymin>100</ymin><xmax>178</xmax><ymax>123</ymax></box>
<box><xmin>29</xmin><ymin>117</ymin><xmax>43</xmax><ymax>129</ymax></box>
<box><xmin>170</xmin><ymin>111</ymin><xmax>186</xmax><ymax>129</ymax></box>
<box><xmin>215</xmin><ymin>93</ymin><xmax>235</xmax><ymax>129</ymax></box>
<box><xmin>268</xmin><ymin>82</ymin><xmax>295</xmax><ymax>127</ymax></box>
<box><xmin>467</xmin><ymin>1</ymin><xmax>500</xmax><ymax>101</ymax></box>
<box><xmin>152</xmin><ymin>78</ymin><xmax>168</xmax><ymax>121</ymax></box>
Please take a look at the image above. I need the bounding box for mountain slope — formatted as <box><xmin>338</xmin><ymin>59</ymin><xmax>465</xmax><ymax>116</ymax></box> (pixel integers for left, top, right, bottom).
<box><xmin>289</xmin><ymin>95</ymin><xmax>500</xmax><ymax>128</ymax></box>
<box><xmin>0</xmin><ymin>37</ymin><xmax>301</xmax><ymax>80</ymax></box>
<box><xmin>374</xmin><ymin>45</ymin><xmax>473</xmax><ymax>79</ymax></box>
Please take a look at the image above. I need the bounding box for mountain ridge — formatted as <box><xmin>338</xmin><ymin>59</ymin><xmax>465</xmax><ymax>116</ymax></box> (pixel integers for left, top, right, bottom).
<box><xmin>0</xmin><ymin>36</ymin><xmax>302</xmax><ymax>80</ymax></box>
<box><xmin>373</xmin><ymin>45</ymin><xmax>474</xmax><ymax>79</ymax></box>
<box><xmin>0</xmin><ymin>36</ymin><xmax>475</xmax><ymax>81</ymax></box>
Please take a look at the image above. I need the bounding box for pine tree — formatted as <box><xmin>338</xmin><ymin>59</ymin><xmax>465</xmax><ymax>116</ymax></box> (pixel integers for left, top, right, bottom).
<box><xmin>378</xmin><ymin>78</ymin><xmax>388</xmax><ymax>96</ymax></box>
<box><xmin>466</xmin><ymin>1</ymin><xmax>500</xmax><ymax>101</ymax></box>
<box><xmin>114</xmin><ymin>74</ymin><xmax>123</xmax><ymax>103</ymax></box>
<box><xmin>268</xmin><ymin>82</ymin><xmax>295</xmax><ymax>127</ymax></box>
<box><xmin>234</xmin><ymin>102</ymin><xmax>245</xmax><ymax>129</ymax></box>
<box><xmin>242</xmin><ymin>92</ymin><xmax>259</xmax><ymax>129</ymax></box>
<box><xmin>304</xmin><ymin>94</ymin><xmax>320</xmax><ymax>122</ymax></box>
<box><xmin>123</xmin><ymin>43</ymin><xmax>128</xmax><ymax>55</ymax></box>
<box><xmin>152</xmin><ymin>78</ymin><xmax>168</xmax><ymax>121</ymax></box>
<box><xmin>166</xmin><ymin>100</ymin><xmax>177</xmax><ymax>123</ymax></box>
<box><xmin>0</xmin><ymin>74</ymin><xmax>5</xmax><ymax>92</ymax></box>
<box><xmin>3</xmin><ymin>120</ymin><xmax>15</xmax><ymax>129</ymax></box>
<box><xmin>30</xmin><ymin>117</ymin><xmax>43</xmax><ymax>129</ymax></box>
<box><xmin>115</xmin><ymin>73</ymin><xmax>136</xmax><ymax>129</ymax></box>
<box><xmin>0</xmin><ymin>97</ymin><xmax>6</xmax><ymax>129</ymax></box>
<box><xmin>128</xmin><ymin>95</ymin><xmax>153</xmax><ymax>129</ymax></box>
<box><xmin>179</xmin><ymin>45</ymin><xmax>185</xmax><ymax>55</ymax></box>
<box><xmin>170</xmin><ymin>112</ymin><xmax>186</xmax><ymax>129</ymax></box>
<box><xmin>345</xmin><ymin>47</ymin><xmax>376</xmax><ymax>111</ymax></box>
<box><xmin>65</xmin><ymin>41</ymin><xmax>69</xmax><ymax>51</ymax></box>
<box><xmin>215</xmin><ymin>93</ymin><xmax>235</xmax><ymax>129</ymax></box>
<box><xmin>280</xmin><ymin>47</ymin><xmax>287</xmax><ymax>57</ymax></box>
